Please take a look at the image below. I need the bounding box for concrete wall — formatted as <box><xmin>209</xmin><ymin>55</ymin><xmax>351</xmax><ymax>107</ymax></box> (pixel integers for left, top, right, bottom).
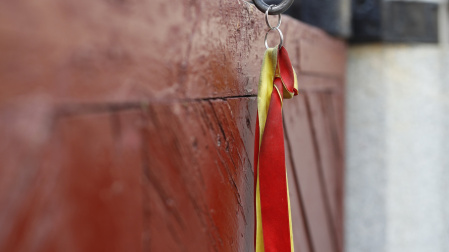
<box><xmin>345</xmin><ymin>1</ymin><xmax>449</xmax><ymax>252</ymax></box>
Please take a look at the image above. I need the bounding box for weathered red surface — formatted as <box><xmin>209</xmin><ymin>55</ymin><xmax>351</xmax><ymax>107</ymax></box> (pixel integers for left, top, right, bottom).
<box><xmin>0</xmin><ymin>106</ymin><xmax>143</xmax><ymax>252</ymax></box>
<box><xmin>141</xmin><ymin>98</ymin><xmax>256</xmax><ymax>251</ymax></box>
<box><xmin>0</xmin><ymin>0</ymin><xmax>346</xmax><ymax>251</ymax></box>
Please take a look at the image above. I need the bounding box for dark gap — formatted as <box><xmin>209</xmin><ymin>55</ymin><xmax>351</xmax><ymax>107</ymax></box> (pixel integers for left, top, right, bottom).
<box><xmin>324</xmin><ymin>94</ymin><xmax>343</xmax><ymax>168</ymax></box>
<box><xmin>54</xmin><ymin>95</ymin><xmax>257</xmax><ymax>117</ymax></box>
<box><xmin>139</xmin><ymin>105</ymin><xmax>152</xmax><ymax>252</ymax></box>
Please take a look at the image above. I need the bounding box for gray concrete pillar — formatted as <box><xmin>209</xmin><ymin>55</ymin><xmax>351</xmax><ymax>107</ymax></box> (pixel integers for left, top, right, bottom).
<box><xmin>345</xmin><ymin>1</ymin><xmax>449</xmax><ymax>251</ymax></box>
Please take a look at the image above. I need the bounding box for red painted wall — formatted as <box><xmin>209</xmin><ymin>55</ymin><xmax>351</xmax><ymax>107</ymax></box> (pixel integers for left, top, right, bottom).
<box><xmin>0</xmin><ymin>1</ymin><xmax>346</xmax><ymax>251</ymax></box>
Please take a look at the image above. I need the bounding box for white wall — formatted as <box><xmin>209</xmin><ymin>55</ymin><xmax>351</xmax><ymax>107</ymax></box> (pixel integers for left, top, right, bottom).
<box><xmin>345</xmin><ymin>2</ymin><xmax>449</xmax><ymax>252</ymax></box>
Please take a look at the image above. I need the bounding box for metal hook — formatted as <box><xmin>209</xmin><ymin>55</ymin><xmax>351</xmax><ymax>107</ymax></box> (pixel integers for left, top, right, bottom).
<box><xmin>253</xmin><ymin>0</ymin><xmax>294</xmax><ymax>15</ymax></box>
<box><xmin>264</xmin><ymin>5</ymin><xmax>283</xmax><ymax>48</ymax></box>
<box><xmin>265</xmin><ymin>27</ymin><xmax>283</xmax><ymax>49</ymax></box>
<box><xmin>265</xmin><ymin>5</ymin><xmax>281</xmax><ymax>29</ymax></box>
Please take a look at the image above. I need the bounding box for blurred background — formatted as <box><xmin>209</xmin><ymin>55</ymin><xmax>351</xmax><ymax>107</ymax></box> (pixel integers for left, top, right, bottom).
<box><xmin>276</xmin><ymin>0</ymin><xmax>449</xmax><ymax>251</ymax></box>
<box><xmin>292</xmin><ymin>0</ymin><xmax>449</xmax><ymax>252</ymax></box>
<box><xmin>0</xmin><ymin>0</ymin><xmax>447</xmax><ymax>251</ymax></box>
<box><xmin>281</xmin><ymin>1</ymin><xmax>449</xmax><ymax>252</ymax></box>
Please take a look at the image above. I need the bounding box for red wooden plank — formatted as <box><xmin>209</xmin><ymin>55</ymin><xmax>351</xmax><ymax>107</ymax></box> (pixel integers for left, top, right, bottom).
<box><xmin>0</xmin><ymin>1</ymin><xmax>345</xmax><ymax>106</ymax></box>
<box><xmin>284</xmin><ymin>133</ymin><xmax>312</xmax><ymax>252</ymax></box>
<box><xmin>299</xmin><ymin>40</ymin><xmax>346</xmax><ymax>77</ymax></box>
<box><xmin>296</xmin><ymin>76</ymin><xmax>346</xmax><ymax>251</ymax></box>
<box><xmin>283</xmin><ymin>94</ymin><xmax>336</xmax><ymax>252</ymax></box>
<box><xmin>0</xmin><ymin>101</ymin><xmax>58</xmax><ymax>252</ymax></box>
<box><xmin>0</xmin><ymin>105</ymin><xmax>143</xmax><ymax>252</ymax></box>
<box><xmin>283</xmin><ymin>18</ymin><xmax>346</xmax><ymax>78</ymax></box>
<box><xmin>299</xmin><ymin>75</ymin><xmax>342</xmax><ymax>93</ymax></box>
<box><xmin>142</xmin><ymin>97</ymin><xmax>256</xmax><ymax>252</ymax></box>
<box><xmin>307</xmin><ymin>92</ymin><xmax>343</xmax><ymax>251</ymax></box>
<box><xmin>57</xmin><ymin>111</ymin><xmax>144</xmax><ymax>252</ymax></box>
<box><xmin>307</xmin><ymin>93</ymin><xmax>337</xmax><ymax>218</ymax></box>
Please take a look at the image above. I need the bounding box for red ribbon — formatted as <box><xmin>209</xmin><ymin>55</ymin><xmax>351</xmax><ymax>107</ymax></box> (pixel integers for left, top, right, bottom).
<box><xmin>254</xmin><ymin>46</ymin><xmax>298</xmax><ymax>252</ymax></box>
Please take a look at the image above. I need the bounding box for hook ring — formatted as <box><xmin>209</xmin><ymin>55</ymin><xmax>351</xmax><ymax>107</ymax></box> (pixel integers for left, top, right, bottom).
<box><xmin>265</xmin><ymin>5</ymin><xmax>281</xmax><ymax>29</ymax></box>
<box><xmin>265</xmin><ymin>27</ymin><xmax>284</xmax><ymax>49</ymax></box>
<box><xmin>254</xmin><ymin>0</ymin><xmax>294</xmax><ymax>15</ymax></box>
